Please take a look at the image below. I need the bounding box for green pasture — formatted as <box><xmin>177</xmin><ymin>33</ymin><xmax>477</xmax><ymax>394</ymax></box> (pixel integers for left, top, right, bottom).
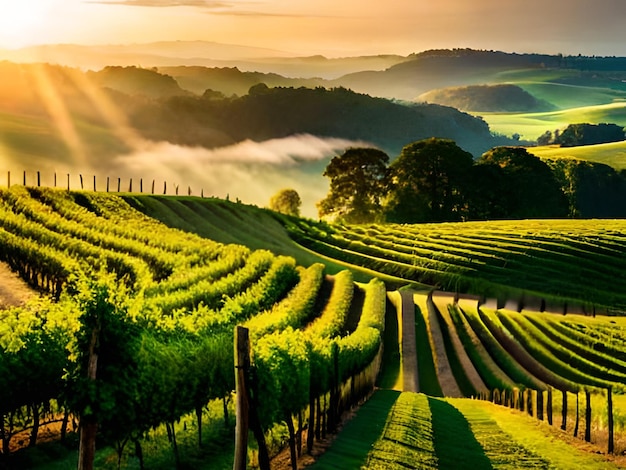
<box><xmin>530</xmin><ymin>141</ymin><xmax>626</xmax><ymax>170</ymax></box>
<box><xmin>481</xmin><ymin>102</ymin><xmax>626</xmax><ymax>141</ymax></box>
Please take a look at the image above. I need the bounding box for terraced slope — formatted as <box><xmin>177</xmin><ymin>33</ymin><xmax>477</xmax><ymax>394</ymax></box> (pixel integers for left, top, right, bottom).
<box><xmin>0</xmin><ymin>187</ymin><xmax>386</xmax><ymax>469</ymax></box>
<box><xmin>282</xmin><ymin>217</ymin><xmax>626</xmax><ymax>310</ymax></box>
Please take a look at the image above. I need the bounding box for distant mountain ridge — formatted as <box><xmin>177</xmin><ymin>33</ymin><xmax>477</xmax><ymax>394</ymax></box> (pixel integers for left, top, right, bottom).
<box><xmin>0</xmin><ymin>40</ymin><xmax>409</xmax><ymax>79</ymax></box>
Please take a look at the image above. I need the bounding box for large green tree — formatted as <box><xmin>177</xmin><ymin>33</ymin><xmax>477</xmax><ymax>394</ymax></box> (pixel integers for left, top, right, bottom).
<box><xmin>385</xmin><ymin>138</ymin><xmax>474</xmax><ymax>223</ymax></box>
<box><xmin>476</xmin><ymin>146</ymin><xmax>568</xmax><ymax>218</ymax></box>
<box><xmin>317</xmin><ymin>147</ymin><xmax>389</xmax><ymax>224</ymax></box>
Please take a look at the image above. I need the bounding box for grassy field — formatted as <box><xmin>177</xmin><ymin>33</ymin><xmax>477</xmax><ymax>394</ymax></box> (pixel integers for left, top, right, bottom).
<box><xmin>315</xmin><ymin>391</ymin><xmax>623</xmax><ymax>469</ymax></box>
<box><xmin>529</xmin><ymin>141</ymin><xmax>626</xmax><ymax>170</ymax></box>
<box><xmin>481</xmin><ymin>102</ymin><xmax>626</xmax><ymax>141</ymax></box>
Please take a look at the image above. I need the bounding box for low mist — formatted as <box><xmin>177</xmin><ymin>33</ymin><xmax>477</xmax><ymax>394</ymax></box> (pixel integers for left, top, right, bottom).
<box><xmin>107</xmin><ymin>134</ymin><xmax>370</xmax><ymax>218</ymax></box>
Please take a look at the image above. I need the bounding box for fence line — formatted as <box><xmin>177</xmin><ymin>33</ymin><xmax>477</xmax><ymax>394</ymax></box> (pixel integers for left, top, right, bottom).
<box><xmin>3</xmin><ymin>170</ymin><xmax>206</xmax><ymax>198</ymax></box>
<box><xmin>475</xmin><ymin>386</ymin><xmax>616</xmax><ymax>455</ymax></box>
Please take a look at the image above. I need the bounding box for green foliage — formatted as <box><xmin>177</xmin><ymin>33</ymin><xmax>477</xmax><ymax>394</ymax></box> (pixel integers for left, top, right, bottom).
<box><xmin>253</xmin><ymin>328</ymin><xmax>310</xmax><ymax>429</ymax></box>
<box><xmin>385</xmin><ymin>138</ymin><xmax>474</xmax><ymax>223</ymax></box>
<box><xmin>269</xmin><ymin>188</ymin><xmax>301</xmax><ymax>217</ymax></box>
<box><xmin>476</xmin><ymin>146</ymin><xmax>568</xmax><ymax>218</ymax></box>
<box><xmin>545</xmin><ymin>157</ymin><xmax>626</xmax><ymax>217</ymax></box>
<box><xmin>317</xmin><ymin>147</ymin><xmax>389</xmax><ymax>223</ymax></box>
<box><xmin>556</xmin><ymin>123</ymin><xmax>625</xmax><ymax>147</ymax></box>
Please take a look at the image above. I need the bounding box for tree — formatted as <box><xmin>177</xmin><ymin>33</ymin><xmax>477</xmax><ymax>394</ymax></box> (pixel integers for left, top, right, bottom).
<box><xmin>317</xmin><ymin>147</ymin><xmax>389</xmax><ymax>224</ymax></box>
<box><xmin>477</xmin><ymin>146</ymin><xmax>568</xmax><ymax>218</ymax></box>
<box><xmin>555</xmin><ymin>123</ymin><xmax>626</xmax><ymax>147</ymax></box>
<box><xmin>384</xmin><ymin>138</ymin><xmax>474</xmax><ymax>223</ymax></box>
<box><xmin>269</xmin><ymin>189</ymin><xmax>302</xmax><ymax>217</ymax></box>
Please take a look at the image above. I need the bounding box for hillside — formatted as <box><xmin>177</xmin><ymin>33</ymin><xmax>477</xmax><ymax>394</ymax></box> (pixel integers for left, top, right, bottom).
<box><xmin>3</xmin><ymin>187</ymin><xmax>626</xmax><ymax>468</ymax></box>
<box><xmin>419</xmin><ymin>84</ymin><xmax>555</xmax><ymax>112</ymax></box>
<box><xmin>530</xmin><ymin>141</ymin><xmax>626</xmax><ymax>170</ymax></box>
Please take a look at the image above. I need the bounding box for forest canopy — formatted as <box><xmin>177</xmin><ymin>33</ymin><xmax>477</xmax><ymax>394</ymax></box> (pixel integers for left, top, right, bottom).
<box><xmin>319</xmin><ymin>138</ymin><xmax>626</xmax><ymax>224</ymax></box>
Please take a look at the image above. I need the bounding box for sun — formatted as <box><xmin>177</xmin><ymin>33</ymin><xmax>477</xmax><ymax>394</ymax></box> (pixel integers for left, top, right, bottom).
<box><xmin>0</xmin><ymin>0</ymin><xmax>56</xmax><ymax>48</ymax></box>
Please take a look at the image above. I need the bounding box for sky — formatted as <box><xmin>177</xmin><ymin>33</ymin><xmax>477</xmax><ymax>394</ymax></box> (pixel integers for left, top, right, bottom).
<box><xmin>1</xmin><ymin>0</ymin><xmax>626</xmax><ymax>57</ymax></box>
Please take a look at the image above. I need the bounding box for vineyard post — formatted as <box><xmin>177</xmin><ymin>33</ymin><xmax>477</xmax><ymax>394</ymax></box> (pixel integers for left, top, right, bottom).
<box><xmin>106</xmin><ymin>177</ymin><xmax>110</xmax><ymax>193</ymax></box>
<box><xmin>7</xmin><ymin>171</ymin><xmax>10</xmax><ymax>188</ymax></box>
<box><xmin>129</xmin><ymin>178</ymin><xmax>133</xmax><ymax>193</ymax></box>
<box><xmin>574</xmin><ymin>392</ymin><xmax>579</xmax><ymax>437</ymax></box>
<box><xmin>537</xmin><ymin>389</ymin><xmax>544</xmax><ymax>421</ymax></box>
<box><xmin>37</xmin><ymin>171</ymin><xmax>41</xmax><ymax>187</ymax></box>
<box><xmin>78</xmin><ymin>323</ymin><xmax>100</xmax><ymax>470</ymax></box>
<box><xmin>151</xmin><ymin>179</ymin><xmax>155</xmax><ymax>194</ymax></box>
<box><xmin>163</xmin><ymin>181</ymin><xmax>167</xmax><ymax>195</ymax></box>
<box><xmin>608</xmin><ymin>387</ymin><xmax>614</xmax><ymax>454</ymax></box>
<box><xmin>234</xmin><ymin>326</ymin><xmax>250</xmax><ymax>470</ymax></box>
<box><xmin>23</xmin><ymin>170</ymin><xmax>26</xmax><ymax>186</ymax></box>
<box><xmin>93</xmin><ymin>176</ymin><xmax>96</xmax><ymax>192</ymax></box>
<box><xmin>140</xmin><ymin>178</ymin><xmax>143</xmax><ymax>193</ymax></box>
<box><xmin>561</xmin><ymin>390</ymin><xmax>567</xmax><ymax>430</ymax></box>
<box><xmin>584</xmin><ymin>390</ymin><xmax>591</xmax><ymax>442</ymax></box>
<box><xmin>117</xmin><ymin>178</ymin><xmax>121</xmax><ymax>193</ymax></box>
<box><xmin>54</xmin><ymin>172</ymin><xmax>57</xmax><ymax>188</ymax></box>
<box><xmin>547</xmin><ymin>388</ymin><xmax>553</xmax><ymax>425</ymax></box>
<box><xmin>67</xmin><ymin>173</ymin><xmax>70</xmax><ymax>191</ymax></box>
<box><xmin>80</xmin><ymin>174</ymin><xmax>84</xmax><ymax>190</ymax></box>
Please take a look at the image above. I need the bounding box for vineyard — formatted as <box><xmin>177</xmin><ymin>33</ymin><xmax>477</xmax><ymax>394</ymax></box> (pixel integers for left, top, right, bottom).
<box><xmin>1</xmin><ymin>187</ymin><xmax>626</xmax><ymax>468</ymax></box>
<box><xmin>280</xmin><ymin>217</ymin><xmax>626</xmax><ymax>311</ymax></box>
<box><xmin>0</xmin><ymin>187</ymin><xmax>385</xmax><ymax>469</ymax></box>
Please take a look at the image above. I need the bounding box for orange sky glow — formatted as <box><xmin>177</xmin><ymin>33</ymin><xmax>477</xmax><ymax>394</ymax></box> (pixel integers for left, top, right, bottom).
<box><xmin>1</xmin><ymin>0</ymin><xmax>626</xmax><ymax>57</ymax></box>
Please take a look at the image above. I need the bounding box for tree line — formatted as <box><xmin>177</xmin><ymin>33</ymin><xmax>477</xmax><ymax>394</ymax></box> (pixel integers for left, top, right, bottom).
<box><xmin>315</xmin><ymin>138</ymin><xmax>626</xmax><ymax>224</ymax></box>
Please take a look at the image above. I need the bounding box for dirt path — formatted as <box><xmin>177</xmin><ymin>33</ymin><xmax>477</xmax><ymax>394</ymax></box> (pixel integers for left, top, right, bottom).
<box><xmin>0</xmin><ymin>262</ymin><xmax>37</xmax><ymax>309</ymax></box>
<box><xmin>398</xmin><ymin>290</ymin><xmax>419</xmax><ymax>393</ymax></box>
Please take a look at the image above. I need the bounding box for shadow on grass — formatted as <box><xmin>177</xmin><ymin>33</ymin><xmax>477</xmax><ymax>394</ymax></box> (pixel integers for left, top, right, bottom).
<box><xmin>311</xmin><ymin>390</ymin><xmax>400</xmax><ymax>469</ymax></box>
<box><xmin>428</xmin><ymin>397</ymin><xmax>492</xmax><ymax>470</ymax></box>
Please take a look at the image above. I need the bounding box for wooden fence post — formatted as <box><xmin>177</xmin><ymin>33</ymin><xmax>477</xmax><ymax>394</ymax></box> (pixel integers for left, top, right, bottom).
<box><xmin>78</xmin><ymin>324</ymin><xmax>100</xmax><ymax>470</ymax></box>
<box><xmin>585</xmin><ymin>390</ymin><xmax>591</xmax><ymax>442</ymax></box>
<box><xmin>561</xmin><ymin>390</ymin><xmax>567</xmax><ymax>431</ymax></box>
<box><xmin>547</xmin><ymin>388</ymin><xmax>553</xmax><ymax>425</ymax></box>
<box><xmin>574</xmin><ymin>392</ymin><xmax>579</xmax><ymax>437</ymax></box>
<box><xmin>608</xmin><ymin>387</ymin><xmax>614</xmax><ymax>454</ymax></box>
<box><xmin>233</xmin><ymin>326</ymin><xmax>250</xmax><ymax>470</ymax></box>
